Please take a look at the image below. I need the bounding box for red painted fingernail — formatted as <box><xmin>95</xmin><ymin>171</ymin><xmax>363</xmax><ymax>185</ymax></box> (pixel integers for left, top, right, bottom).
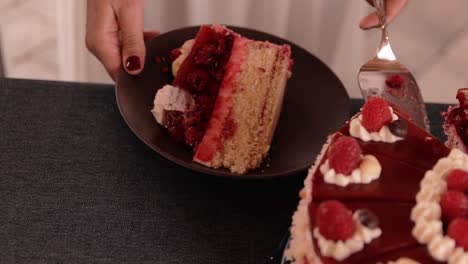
<box><xmin>125</xmin><ymin>56</ymin><xmax>141</xmax><ymax>71</ymax></box>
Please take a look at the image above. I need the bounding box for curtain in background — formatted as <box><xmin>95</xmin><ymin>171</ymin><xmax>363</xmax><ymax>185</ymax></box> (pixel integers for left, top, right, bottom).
<box><xmin>143</xmin><ymin>0</ymin><xmax>370</xmax><ymax>98</ymax></box>
<box><xmin>2</xmin><ymin>0</ymin><xmax>467</xmax><ymax>103</ymax></box>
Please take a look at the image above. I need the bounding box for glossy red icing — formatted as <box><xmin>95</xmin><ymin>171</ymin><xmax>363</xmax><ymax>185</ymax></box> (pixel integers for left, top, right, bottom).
<box><xmin>340</xmin><ymin>111</ymin><xmax>450</xmax><ymax>170</ymax></box>
<box><xmin>305</xmin><ymin>106</ymin><xmax>451</xmax><ymax>263</ymax></box>
<box><xmin>309</xmin><ymin>202</ymin><xmax>419</xmax><ymax>264</ymax></box>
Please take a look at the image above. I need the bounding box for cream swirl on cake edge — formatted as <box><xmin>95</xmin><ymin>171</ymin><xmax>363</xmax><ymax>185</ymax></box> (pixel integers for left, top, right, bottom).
<box><xmin>151</xmin><ymin>85</ymin><xmax>194</xmax><ymax>125</ymax></box>
<box><xmin>284</xmin><ymin>136</ymin><xmax>333</xmax><ymax>263</ymax></box>
<box><xmin>313</xmin><ymin>211</ymin><xmax>382</xmax><ymax>261</ymax></box>
<box><xmin>319</xmin><ymin>154</ymin><xmax>382</xmax><ymax>187</ymax></box>
<box><xmin>349</xmin><ymin>107</ymin><xmax>403</xmax><ymax>143</ymax></box>
<box><xmin>410</xmin><ymin>149</ymin><xmax>468</xmax><ymax>263</ymax></box>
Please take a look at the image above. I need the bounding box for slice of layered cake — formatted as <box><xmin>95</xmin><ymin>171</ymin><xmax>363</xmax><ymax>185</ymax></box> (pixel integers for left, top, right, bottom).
<box><xmin>443</xmin><ymin>88</ymin><xmax>468</xmax><ymax>152</ymax></box>
<box><xmin>152</xmin><ymin>25</ymin><xmax>292</xmax><ymax>174</ymax></box>
<box><xmin>285</xmin><ymin>98</ymin><xmax>468</xmax><ymax>263</ymax></box>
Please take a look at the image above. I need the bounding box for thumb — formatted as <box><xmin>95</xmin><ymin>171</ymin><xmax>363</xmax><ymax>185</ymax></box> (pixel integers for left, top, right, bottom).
<box><xmin>115</xmin><ymin>0</ymin><xmax>145</xmax><ymax>75</ymax></box>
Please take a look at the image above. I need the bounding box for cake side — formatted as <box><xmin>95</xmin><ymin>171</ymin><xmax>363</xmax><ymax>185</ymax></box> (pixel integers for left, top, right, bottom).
<box><xmin>219</xmin><ymin>42</ymin><xmax>291</xmax><ymax>173</ymax></box>
<box><xmin>193</xmin><ymin>35</ymin><xmax>250</xmax><ymax>167</ymax></box>
<box><xmin>193</xmin><ymin>39</ymin><xmax>292</xmax><ymax>174</ymax></box>
<box><xmin>249</xmin><ymin>44</ymin><xmax>291</xmax><ymax>169</ymax></box>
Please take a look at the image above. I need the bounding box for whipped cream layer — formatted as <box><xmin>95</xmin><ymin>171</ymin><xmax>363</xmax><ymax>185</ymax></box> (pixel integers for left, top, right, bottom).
<box><xmin>172</xmin><ymin>39</ymin><xmax>195</xmax><ymax>77</ymax></box>
<box><xmin>285</xmin><ymin>136</ymin><xmax>333</xmax><ymax>263</ymax></box>
<box><xmin>411</xmin><ymin>149</ymin><xmax>468</xmax><ymax>263</ymax></box>
<box><xmin>313</xmin><ymin>211</ymin><xmax>382</xmax><ymax>261</ymax></box>
<box><xmin>387</xmin><ymin>258</ymin><xmax>420</xmax><ymax>264</ymax></box>
<box><xmin>349</xmin><ymin>107</ymin><xmax>403</xmax><ymax>143</ymax></box>
<box><xmin>319</xmin><ymin>154</ymin><xmax>381</xmax><ymax>187</ymax></box>
<box><xmin>151</xmin><ymin>85</ymin><xmax>194</xmax><ymax>125</ymax></box>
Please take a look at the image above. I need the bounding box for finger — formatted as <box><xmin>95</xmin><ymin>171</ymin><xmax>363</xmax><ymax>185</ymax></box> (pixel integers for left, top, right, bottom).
<box><xmin>89</xmin><ymin>33</ymin><xmax>122</xmax><ymax>80</ymax></box>
<box><xmin>144</xmin><ymin>30</ymin><xmax>160</xmax><ymax>41</ymax></box>
<box><xmin>114</xmin><ymin>0</ymin><xmax>145</xmax><ymax>75</ymax></box>
<box><xmin>86</xmin><ymin>0</ymin><xmax>121</xmax><ymax>80</ymax></box>
<box><xmin>360</xmin><ymin>0</ymin><xmax>408</xmax><ymax>30</ymax></box>
<box><xmin>359</xmin><ymin>12</ymin><xmax>380</xmax><ymax>29</ymax></box>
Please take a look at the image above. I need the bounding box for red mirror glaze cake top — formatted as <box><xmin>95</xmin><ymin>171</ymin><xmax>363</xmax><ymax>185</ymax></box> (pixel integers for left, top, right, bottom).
<box><xmin>285</xmin><ymin>98</ymin><xmax>468</xmax><ymax>264</ymax></box>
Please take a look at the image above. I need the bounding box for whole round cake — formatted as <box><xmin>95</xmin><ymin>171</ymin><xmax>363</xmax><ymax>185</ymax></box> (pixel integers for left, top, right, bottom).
<box><xmin>285</xmin><ymin>98</ymin><xmax>468</xmax><ymax>263</ymax></box>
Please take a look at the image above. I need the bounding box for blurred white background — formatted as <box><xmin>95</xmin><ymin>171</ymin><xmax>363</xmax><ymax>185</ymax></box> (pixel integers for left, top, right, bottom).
<box><xmin>0</xmin><ymin>0</ymin><xmax>466</xmax><ymax>103</ymax></box>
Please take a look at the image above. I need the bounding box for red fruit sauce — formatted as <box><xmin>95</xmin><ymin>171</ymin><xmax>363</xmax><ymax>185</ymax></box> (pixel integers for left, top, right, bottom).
<box><xmin>385</xmin><ymin>74</ymin><xmax>404</xmax><ymax>89</ymax></box>
<box><xmin>445</xmin><ymin>88</ymin><xmax>468</xmax><ymax>147</ymax></box>
<box><xmin>162</xmin><ymin>26</ymin><xmax>234</xmax><ymax>150</ymax></box>
<box><xmin>170</xmin><ymin>48</ymin><xmax>182</xmax><ymax>62</ymax></box>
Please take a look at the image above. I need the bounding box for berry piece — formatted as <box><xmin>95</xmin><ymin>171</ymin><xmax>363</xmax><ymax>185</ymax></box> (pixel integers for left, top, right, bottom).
<box><xmin>316</xmin><ymin>200</ymin><xmax>356</xmax><ymax>241</ymax></box>
<box><xmin>456</xmin><ymin>88</ymin><xmax>468</xmax><ymax>107</ymax></box>
<box><xmin>170</xmin><ymin>48</ymin><xmax>182</xmax><ymax>62</ymax></box>
<box><xmin>356</xmin><ymin>209</ymin><xmax>380</xmax><ymax>229</ymax></box>
<box><xmin>440</xmin><ymin>190</ymin><xmax>468</xmax><ymax>223</ymax></box>
<box><xmin>385</xmin><ymin>74</ymin><xmax>405</xmax><ymax>89</ymax></box>
<box><xmin>361</xmin><ymin>98</ymin><xmax>393</xmax><ymax>132</ymax></box>
<box><xmin>194</xmin><ymin>44</ymin><xmax>217</xmax><ymax>65</ymax></box>
<box><xmin>389</xmin><ymin>119</ymin><xmax>408</xmax><ymax>138</ymax></box>
<box><xmin>328</xmin><ymin>136</ymin><xmax>362</xmax><ymax>175</ymax></box>
<box><xmin>448</xmin><ymin>218</ymin><xmax>468</xmax><ymax>250</ymax></box>
<box><xmin>447</xmin><ymin>169</ymin><xmax>468</xmax><ymax>192</ymax></box>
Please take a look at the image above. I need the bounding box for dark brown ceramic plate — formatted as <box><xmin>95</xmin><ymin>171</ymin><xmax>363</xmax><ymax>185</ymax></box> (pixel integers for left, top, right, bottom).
<box><xmin>115</xmin><ymin>25</ymin><xmax>350</xmax><ymax>179</ymax></box>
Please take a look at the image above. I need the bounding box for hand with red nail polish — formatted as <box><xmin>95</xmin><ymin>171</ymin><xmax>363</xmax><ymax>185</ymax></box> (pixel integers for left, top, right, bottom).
<box><xmin>85</xmin><ymin>0</ymin><xmax>160</xmax><ymax>81</ymax></box>
<box><xmin>360</xmin><ymin>0</ymin><xmax>409</xmax><ymax>30</ymax></box>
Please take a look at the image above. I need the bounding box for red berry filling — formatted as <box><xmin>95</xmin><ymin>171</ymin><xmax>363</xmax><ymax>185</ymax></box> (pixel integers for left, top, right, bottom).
<box><xmin>315</xmin><ymin>200</ymin><xmax>356</xmax><ymax>241</ymax></box>
<box><xmin>444</xmin><ymin>88</ymin><xmax>468</xmax><ymax>147</ymax></box>
<box><xmin>385</xmin><ymin>74</ymin><xmax>404</xmax><ymax>89</ymax></box>
<box><xmin>448</xmin><ymin>218</ymin><xmax>468</xmax><ymax>250</ymax></box>
<box><xmin>328</xmin><ymin>136</ymin><xmax>362</xmax><ymax>175</ymax></box>
<box><xmin>170</xmin><ymin>48</ymin><xmax>182</xmax><ymax>62</ymax></box>
<box><xmin>440</xmin><ymin>190</ymin><xmax>468</xmax><ymax>223</ymax></box>
<box><xmin>164</xmin><ymin>26</ymin><xmax>234</xmax><ymax>150</ymax></box>
<box><xmin>447</xmin><ymin>169</ymin><xmax>468</xmax><ymax>193</ymax></box>
<box><xmin>163</xmin><ymin>111</ymin><xmax>185</xmax><ymax>143</ymax></box>
<box><xmin>361</xmin><ymin>98</ymin><xmax>393</xmax><ymax>132</ymax></box>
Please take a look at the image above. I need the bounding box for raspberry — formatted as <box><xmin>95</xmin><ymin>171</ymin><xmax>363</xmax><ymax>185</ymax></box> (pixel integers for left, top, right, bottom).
<box><xmin>170</xmin><ymin>48</ymin><xmax>182</xmax><ymax>62</ymax></box>
<box><xmin>440</xmin><ymin>190</ymin><xmax>468</xmax><ymax>223</ymax></box>
<box><xmin>447</xmin><ymin>169</ymin><xmax>468</xmax><ymax>192</ymax></box>
<box><xmin>385</xmin><ymin>74</ymin><xmax>404</xmax><ymax>89</ymax></box>
<box><xmin>361</xmin><ymin>98</ymin><xmax>393</xmax><ymax>132</ymax></box>
<box><xmin>194</xmin><ymin>44</ymin><xmax>217</xmax><ymax>65</ymax></box>
<box><xmin>186</xmin><ymin>71</ymin><xmax>209</xmax><ymax>93</ymax></box>
<box><xmin>328</xmin><ymin>136</ymin><xmax>362</xmax><ymax>175</ymax></box>
<box><xmin>316</xmin><ymin>200</ymin><xmax>356</xmax><ymax>241</ymax></box>
<box><xmin>448</xmin><ymin>218</ymin><xmax>468</xmax><ymax>250</ymax></box>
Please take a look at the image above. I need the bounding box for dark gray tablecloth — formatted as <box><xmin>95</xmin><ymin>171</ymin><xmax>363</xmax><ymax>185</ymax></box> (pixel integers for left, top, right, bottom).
<box><xmin>0</xmin><ymin>78</ymin><xmax>451</xmax><ymax>264</ymax></box>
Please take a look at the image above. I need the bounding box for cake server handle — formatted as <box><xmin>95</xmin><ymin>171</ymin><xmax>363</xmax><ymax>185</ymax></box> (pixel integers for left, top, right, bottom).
<box><xmin>372</xmin><ymin>0</ymin><xmax>396</xmax><ymax>61</ymax></box>
<box><xmin>373</xmin><ymin>0</ymin><xmax>387</xmax><ymax>26</ymax></box>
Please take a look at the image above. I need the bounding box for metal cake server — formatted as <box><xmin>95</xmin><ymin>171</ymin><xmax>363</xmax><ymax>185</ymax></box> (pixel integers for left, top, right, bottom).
<box><xmin>358</xmin><ymin>0</ymin><xmax>430</xmax><ymax>131</ymax></box>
